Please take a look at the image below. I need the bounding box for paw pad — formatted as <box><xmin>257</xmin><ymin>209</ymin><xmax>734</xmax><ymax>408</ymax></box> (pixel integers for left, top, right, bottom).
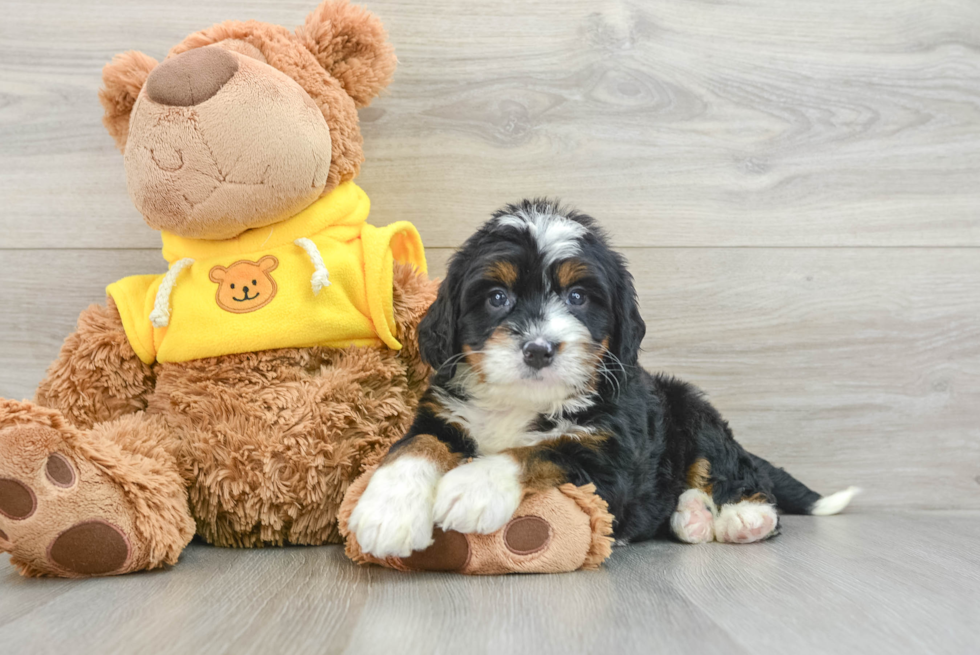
<box><xmin>504</xmin><ymin>516</ymin><xmax>552</xmax><ymax>555</ymax></box>
<box><xmin>0</xmin><ymin>478</ymin><xmax>37</xmax><ymax>520</ymax></box>
<box><xmin>47</xmin><ymin>520</ymin><xmax>131</xmax><ymax>576</ymax></box>
<box><xmin>45</xmin><ymin>453</ymin><xmax>76</xmax><ymax>488</ymax></box>
<box><xmin>401</xmin><ymin>528</ymin><xmax>470</xmax><ymax>572</ymax></box>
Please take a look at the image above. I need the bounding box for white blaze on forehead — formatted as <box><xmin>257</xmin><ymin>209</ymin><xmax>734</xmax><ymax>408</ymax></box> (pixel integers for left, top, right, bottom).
<box><xmin>495</xmin><ymin>208</ymin><xmax>586</xmax><ymax>266</ymax></box>
<box><xmin>533</xmin><ymin>296</ymin><xmax>591</xmax><ymax>345</ymax></box>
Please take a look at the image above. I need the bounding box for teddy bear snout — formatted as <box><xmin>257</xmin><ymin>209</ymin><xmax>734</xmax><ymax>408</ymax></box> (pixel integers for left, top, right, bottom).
<box><xmin>146</xmin><ymin>46</ymin><xmax>239</xmax><ymax>107</ymax></box>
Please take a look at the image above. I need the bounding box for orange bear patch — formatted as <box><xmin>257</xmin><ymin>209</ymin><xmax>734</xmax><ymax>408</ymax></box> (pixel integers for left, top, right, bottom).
<box><xmin>208</xmin><ymin>256</ymin><xmax>279</xmax><ymax>313</ymax></box>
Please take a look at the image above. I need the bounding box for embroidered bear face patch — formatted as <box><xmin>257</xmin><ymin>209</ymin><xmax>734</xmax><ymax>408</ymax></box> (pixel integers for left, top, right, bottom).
<box><xmin>209</xmin><ymin>256</ymin><xmax>279</xmax><ymax>313</ymax></box>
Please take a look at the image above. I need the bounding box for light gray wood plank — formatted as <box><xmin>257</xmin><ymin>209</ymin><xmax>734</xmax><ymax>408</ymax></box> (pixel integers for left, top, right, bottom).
<box><xmin>0</xmin><ymin>249</ymin><xmax>169</xmax><ymax>401</ymax></box>
<box><xmin>1</xmin><ymin>247</ymin><xmax>977</xmax><ymax>510</ymax></box>
<box><xmin>0</xmin><ymin>544</ymin><xmax>371</xmax><ymax>655</ymax></box>
<box><xmin>0</xmin><ymin>512</ymin><xmax>977</xmax><ymax>654</ymax></box>
<box><xmin>2</xmin><ymin>0</ymin><xmax>980</xmax><ymax>248</ymax></box>
<box><xmin>655</xmin><ymin>512</ymin><xmax>980</xmax><ymax>655</ymax></box>
<box><xmin>629</xmin><ymin>247</ymin><xmax>980</xmax><ymax>512</ymax></box>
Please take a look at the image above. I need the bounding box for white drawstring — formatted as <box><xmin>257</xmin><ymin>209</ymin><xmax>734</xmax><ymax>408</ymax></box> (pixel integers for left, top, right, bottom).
<box><xmin>294</xmin><ymin>238</ymin><xmax>331</xmax><ymax>295</ymax></box>
<box><xmin>149</xmin><ymin>258</ymin><xmax>195</xmax><ymax>327</ymax></box>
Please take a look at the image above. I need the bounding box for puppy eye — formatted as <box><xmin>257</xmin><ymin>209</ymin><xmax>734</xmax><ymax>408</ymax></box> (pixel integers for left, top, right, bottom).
<box><xmin>567</xmin><ymin>288</ymin><xmax>587</xmax><ymax>306</ymax></box>
<box><xmin>230</xmin><ymin>283</ymin><xmax>236</xmax><ymax>289</ymax></box>
<box><xmin>487</xmin><ymin>288</ymin><xmax>510</xmax><ymax>309</ymax></box>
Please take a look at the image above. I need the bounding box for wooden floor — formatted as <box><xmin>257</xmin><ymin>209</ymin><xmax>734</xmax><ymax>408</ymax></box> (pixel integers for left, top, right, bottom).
<box><xmin>1</xmin><ymin>0</ymin><xmax>978</xmax><ymax>652</ymax></box>
<box><xmin>1</xmin><ymin>512</ymin><xmax>976</xmax><ymax>655</ymax></box>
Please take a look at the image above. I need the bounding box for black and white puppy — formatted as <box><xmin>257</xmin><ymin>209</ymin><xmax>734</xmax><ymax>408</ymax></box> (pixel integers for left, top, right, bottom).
<box><xmin>349</xmin><ymin>201</ymin><xmax>858</xmax><ymax>557</ymax></box>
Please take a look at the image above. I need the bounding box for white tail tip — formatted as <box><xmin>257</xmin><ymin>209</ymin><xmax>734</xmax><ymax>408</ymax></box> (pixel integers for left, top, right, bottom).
<box><xmin>811</xmin><ymin>486</ymin><xmax>861</xmax><ymax>516</ymax></box>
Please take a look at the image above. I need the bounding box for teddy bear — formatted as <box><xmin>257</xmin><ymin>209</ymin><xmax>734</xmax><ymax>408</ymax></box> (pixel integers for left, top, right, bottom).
<box><xmin>0</xmin><ymin>0</ymin><xmax>614</xmax><ymax>578</ymax></box>
<box><xmin>0</xmin><ymin>0</ymin><xmax>438</xmax><ymax>578</ymax></box>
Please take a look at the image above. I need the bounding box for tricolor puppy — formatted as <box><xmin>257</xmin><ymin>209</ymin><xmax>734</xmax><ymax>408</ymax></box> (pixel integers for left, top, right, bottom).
<box><xmin>348</xmin><ymin>201</ymin><xmax>858</xmax><ymax>557</ymax></box>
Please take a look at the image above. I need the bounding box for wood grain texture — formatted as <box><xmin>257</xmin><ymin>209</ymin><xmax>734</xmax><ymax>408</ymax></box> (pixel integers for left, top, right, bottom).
<box><xmin>2</xmin><ymin>247</ymin><xmax>977</xmax><ymax>509</ymax></box>
<box><xmin>1</xmin><ymin>0</ymin><xmax>980</xmax><ymax>248</ymax></box>
<box><xmin>0</xmin><ymin>512</ymin><xmax>977</xmax><ymax>654</ymax></box>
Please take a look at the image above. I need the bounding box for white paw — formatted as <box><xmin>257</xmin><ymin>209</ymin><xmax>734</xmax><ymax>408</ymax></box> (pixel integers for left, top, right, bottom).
<box><xmin>714</xmin><ymin>500</ymin><xmax>778</xmax><ymax>544</ymax></box>
<box><xmin>670</xmin><ymin>489</ymin><xmax>716</xmax><ymax>544</ymax></box>
<box><xmin>347</xmin><ymin>456</ymin><xmax>441</xmax><ymax>558</ymax></box>
<box><xmin>433</xmin><ymin>455</ymin><xmax>523</xmax><ymax>534</ymax></box>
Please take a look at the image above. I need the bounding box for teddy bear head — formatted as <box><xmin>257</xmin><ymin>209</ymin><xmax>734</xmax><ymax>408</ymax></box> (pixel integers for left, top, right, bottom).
<box><xmin>99</xmin><ymin>0</ymin><xmax>396</xmax><ymax>240</ymax></box>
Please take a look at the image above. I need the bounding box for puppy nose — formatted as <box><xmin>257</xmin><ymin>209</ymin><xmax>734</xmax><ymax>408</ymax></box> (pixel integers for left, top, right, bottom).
<box><xmin>522</xmin><ymin>340</ymin><xmax>557</xmax><ymax>370</ymax></box>
<box><xmin>145</xmin><ymin>46</ymin><xmax>239</xmax><ymax>106</ymax></box>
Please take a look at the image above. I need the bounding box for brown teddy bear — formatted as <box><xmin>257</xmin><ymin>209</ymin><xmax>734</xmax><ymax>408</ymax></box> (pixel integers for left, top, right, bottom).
<box><xmin>0</xmin><ymin>0</ymin><xmax>440</xmax><ymax>578</ymax></box>
<box><xmin>0</xmin><ymin>0</ymin><xmax>614</xmax><ymax>578</ymax></box>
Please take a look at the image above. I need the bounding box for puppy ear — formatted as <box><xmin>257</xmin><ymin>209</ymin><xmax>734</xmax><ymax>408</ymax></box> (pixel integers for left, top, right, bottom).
<box><xmin>99</xmin><ymin>51</ymin><xmax>158</xmax><ymax>152</ymax></box>
<box><xmin>296</xmin><ymin>0</ymin><xmax>397</xmax><ymax>108</ymax></box>
<box><xmin>417</xmin><ymin>278</ymin><xmax>458</xmax><ymax>372</ymax></box>
<box><xmin>609</xmin><ymin>256</ymin><xmax>646</xmax><ymax>370</ymax></box>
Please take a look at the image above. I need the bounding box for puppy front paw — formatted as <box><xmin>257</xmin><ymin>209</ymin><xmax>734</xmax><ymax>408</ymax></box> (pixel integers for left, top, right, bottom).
<box><xmin>348</xmin><ymin>457</ymin><xmax>441</xmax><ymax>558</ymax></box>
<box><xmin>433</xmin><ymin>455</ymin><xmax>523</xmax><ymax>534</ymax></box>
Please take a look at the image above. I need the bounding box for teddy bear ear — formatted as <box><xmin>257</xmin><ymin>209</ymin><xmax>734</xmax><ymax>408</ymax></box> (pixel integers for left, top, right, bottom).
<box><xmin>208</xmin><ymin>265</ymin><xmax>228</xmax><ymax>283</ymax></box>
<box><xmin>258</xmin><ymin>256</ymin><xmax>279</xmax><ymax>272</ymax></box>
<box><xmin>295</xmin><ymin>0</ymin><xmax>397</xmax><ymax>108</ymax></box>
<box><xmin>98</xmin><ymin>51</ymin><xmax>159</xmax><ymax>152</ymax></box>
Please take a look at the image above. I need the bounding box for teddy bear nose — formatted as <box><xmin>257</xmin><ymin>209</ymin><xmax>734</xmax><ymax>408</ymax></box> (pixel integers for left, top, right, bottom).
<box><xmin>145</xmin><ymin>46</ymin><xmax>239</xmax><ymax>107</ymax></box>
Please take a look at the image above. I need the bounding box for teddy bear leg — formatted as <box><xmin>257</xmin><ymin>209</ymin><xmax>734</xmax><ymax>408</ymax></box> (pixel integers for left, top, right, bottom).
<box><xmin>0</xmin><ymin>400</ymin><xmax>194</xmax><ymax>578</ymax></box>
<box><xmin>410</xmin><ymin>484</ymin><xmax>614</xmax><ymax>574</ymax></box>
<box><xmin>341</xmin><ymin>469</ymin><xmax>614</xmax><ymax>574</ymax></box>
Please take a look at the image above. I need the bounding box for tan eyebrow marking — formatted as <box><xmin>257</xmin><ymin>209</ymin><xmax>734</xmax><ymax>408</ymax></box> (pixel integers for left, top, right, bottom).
<box><xmin>486</xmin><ymin>260</ymin><xmax>518</xmax><ymax>286</ymax></box>
<box><xmin>557</xmin><ymin>260</ymin><xmax>589</xmax><ymax>288</ymax></box>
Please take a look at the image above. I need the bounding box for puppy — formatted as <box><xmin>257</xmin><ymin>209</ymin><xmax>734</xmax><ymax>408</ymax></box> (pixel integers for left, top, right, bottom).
<box><xmin>348</xmin><ymin>201</ymin><xmax>858</xmax><ymax>557</ymax></box>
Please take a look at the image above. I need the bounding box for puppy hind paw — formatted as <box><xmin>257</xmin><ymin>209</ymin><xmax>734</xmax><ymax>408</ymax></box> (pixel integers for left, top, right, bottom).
<box><xmin>714</xmin><ymin>501</ymin><xmax>778</xmax><ymax>544</ymax></box>
<box><xmin>670</xmin><ymin>489</ymin><xmax>716</xmax><ymax>544</ymax></box>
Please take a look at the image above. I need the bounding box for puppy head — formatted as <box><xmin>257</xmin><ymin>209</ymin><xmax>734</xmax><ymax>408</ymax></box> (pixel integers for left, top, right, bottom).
<box><xmin>419</xmin><ymin>200</ymin><xmax>645</xmax><ymax>411</ymax></box>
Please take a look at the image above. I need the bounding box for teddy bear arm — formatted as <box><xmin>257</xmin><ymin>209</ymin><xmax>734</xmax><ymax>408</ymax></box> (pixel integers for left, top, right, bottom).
<box><xmin>391</xmin><ymin>262</ymin><xmax>439</xmax><ymax>391</ymax></box>
<box><xmin>35</xmin><ymin>297</ymin><xmax>156</xmax><ymax>431</ymax></box>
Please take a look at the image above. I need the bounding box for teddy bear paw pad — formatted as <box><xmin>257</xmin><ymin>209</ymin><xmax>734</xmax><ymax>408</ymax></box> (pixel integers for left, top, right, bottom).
<box><xmin>0</xmin><ymin>421</ymin><xmax>141</xmax><ymax>577</ymax></box>
<box><xmin>503</xmin><ymin>516</ymin><xmax>552</xmax><ymax>555</ymax></box>
<box><xmin>47</xmin><ymin>520</ymin><xmax>131</xmax><ymax>575</ymax></box>
<box><xmin>0</xmin><ymin>478</ymin><xmax>37</xmax><ymax>520</ymax></box>
<box><xmin>399</xmin><ymin>528</ymin><xmax>471</xmax><ymax>572</ymax></box>
<box><xmin>45</xmin><ymin>453</ymin><xmax>76</xmax><ymax>488</ymax></box>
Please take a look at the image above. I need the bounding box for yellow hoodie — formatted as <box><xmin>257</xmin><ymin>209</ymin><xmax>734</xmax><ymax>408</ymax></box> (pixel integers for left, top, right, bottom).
<box><xmin>107</xmin><ymin>182</ymin><xmax>426</xmax><ymax>364</ymax></box>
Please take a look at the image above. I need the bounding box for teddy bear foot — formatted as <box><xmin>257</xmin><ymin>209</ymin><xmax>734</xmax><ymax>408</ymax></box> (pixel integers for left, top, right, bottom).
<box><xmin>341</xmin><ymin>476</ymin><xmax>615</xmax><ymax>575</ymax></box>
<box><xmin>0</xmin><ymin>400</ymin><xmax>193</xmax><ymax>577</ymax></box>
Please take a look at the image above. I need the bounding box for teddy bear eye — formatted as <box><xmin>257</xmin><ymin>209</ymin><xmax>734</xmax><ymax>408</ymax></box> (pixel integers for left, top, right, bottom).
<box><xmin>230</xmin><ymin>283</ymin><xmax>235</xmax><ymax>289</ymax></box>
<box><xmin>252</xmin><ymin>279</ymin><xmax>257</xmax><ymax>286</ymax></box>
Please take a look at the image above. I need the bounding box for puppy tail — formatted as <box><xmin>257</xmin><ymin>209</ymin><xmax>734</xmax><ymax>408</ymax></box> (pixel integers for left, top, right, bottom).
<box><xmin>750</xmin><ymin>453</ymin><xmax>859</xmax><ymax>515</ymax></box>
<box><xmin>810</xmin><ymin>486</ymin><xmax>861</xmax><ymax>516</ymax></box>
